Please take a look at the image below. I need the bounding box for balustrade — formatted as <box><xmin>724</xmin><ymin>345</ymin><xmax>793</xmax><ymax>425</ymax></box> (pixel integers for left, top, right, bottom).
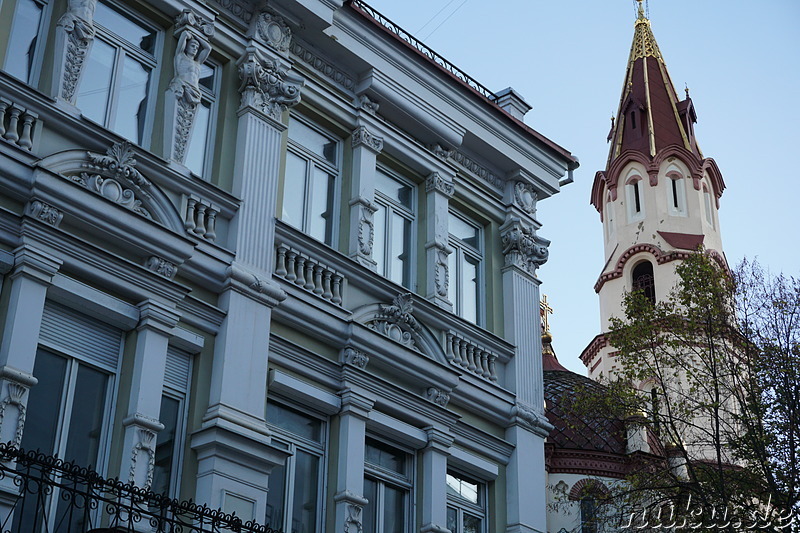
<box><xmin>444</xmin><ymin>331</ymin><xmax>498</xmax><ymax>382</ymax></box>
<box><xmin>275</xmin><ymin>242</ymin><xmax>344</xmax><ymax>306</ymax></box>
<box><xmin>0</xmin><ymin>98</ymin><xmax>37</xmax><ymax>151</ymax></box>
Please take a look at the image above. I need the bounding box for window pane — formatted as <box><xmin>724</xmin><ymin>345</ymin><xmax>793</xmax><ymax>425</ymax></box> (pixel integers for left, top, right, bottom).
<box><xmin>76</xmin><ymin>39</ymin><xmax>116</xmax><ymax>125</ymax></box>
<box><xmin>373</xmin><ymin>203</ymin><xmax>386</xmax><ymax>276</ymax></box>
<box><xmin>288</xmin><ymin>118</ymin><xmax>336</xmax><ymax>165</ymax></box>
<box><xmin>21</xmin><ymin>351</ymin><xmax>68</xmax><ymax>454</ymax></box>
<box><xmin>282</xmin><ymin>152</ymin><xmax>307</xmax><ymax>229</ymax></box>
<box><xmin>198</xmin><ymin>63</ymin><xmax>215</xmax><ymax>91</ymax></box>
<box><xmin>112</xmin><ymin>56</ymin><xmax>150</xmax><ymax>143</ymax></box>
<box><xmin>185</xmin><ymin>101</ymin><xmax>211</xmax><ymax>176</ymax></box>
<box><xmin>362</xmin><ymin>478</ymin><xmax>378</xmax><ymax>533</ymax></box>
<box><xmin>463</xmin><ymin>514</ymin><xmax>481</xmax><ymax>533</ymax></box>
<box><xmin>4</xmin><ymin>0</ymin><xmax>43</xmax><ymax>82</ymax></box>
<box><xmin>291</xmin><ymin>450</ymin><xmax>320</xmax><ymax>533</ymax></box>
<box><xmin>449</xmin><ymin>214</ymin><xmax>479</xmax><ymax>249</ymax></box>
<box><xmin>460</xmin><ymin>255</ymin><xmax>478</xmax><ymax>324</ymax></box>
<box><xmin>390</xmin><ymin>213</ymin><xmax>411</xmax><ymax>287</ymax></box>
<box><xmin>448</xmin><ymin>249</ymin><xmax>457</xmax><ymax>305</ymax></box>
<box><xmin>309</xmin><ymin>169</ymin><xmax>334</xmax><ymax>244</ymax></box>
<box><xmin>375</xmin><ymin>171</ymin><xmax>412</xmax><ymax>210</ymax></box>
<box><xmin>267</xmin><ymin>402</ymin><xmax>322</xmax><ymax>442</ymax></box>
<box><xmin>447</xmin><ymin>473</ymin><xmax>479</xmax><ymax>504</ymax></box>
<box><xmin>365</xmin><ymin>439</ymin><xmax>405</xmax><ymax>474</ymax></box>
<box><xmin>266</xmin><ymin>463</ymin><xmax>287</xmax><ymax>529</ymax></box>
<box><xmin>94</xmin><ymin>2</ymin><xmax>156</xmax><ymax>54</ymax></box>
<box><xmin>152</xmin><ymin>396</ymin><xmax>181</xmax><ymax>497</ymax></box>
<box><xmin>63</xmin><ymin>364</ymin><xmax>108</xmax><ymax>468</ymax></box>
<box><xmin>383</xmin><ymin>485</ymin><xmax>405</xmax><ymax>533</ymax></box>
<box><xmin>447</xmin><ymin>508</ymin><xmax>458</xmax><ymax>533</ymax></box>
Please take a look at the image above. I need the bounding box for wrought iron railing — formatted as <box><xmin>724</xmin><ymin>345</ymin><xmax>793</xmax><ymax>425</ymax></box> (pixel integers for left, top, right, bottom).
<box><xmin>0</xmin><ymin>443</ymin><xmax>281</xmax><ymax>533</ymax></box>
<box><xmin>346</xmin><ymin>0</ymin><xmax>499</xmax><ymax>103</ymax></box>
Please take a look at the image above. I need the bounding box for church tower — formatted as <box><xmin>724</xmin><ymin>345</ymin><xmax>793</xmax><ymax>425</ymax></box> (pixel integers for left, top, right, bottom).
<box><xmin>581</xmin><ymin>0</ymin><xmax>728</xmax><ymax>379</ymax></box>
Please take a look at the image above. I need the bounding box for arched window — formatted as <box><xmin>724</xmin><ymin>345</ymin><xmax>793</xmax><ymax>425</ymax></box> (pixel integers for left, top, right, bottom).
<box><xmin>703</xmin><ymin>184</ymin><xmax>714</xmax><ymax>227</ymax></box>
<box><xmin>581</xmin><ymin>496</ymin><xmax>598</xmax><ymax>533</ymax></box>
<box><xmin>625</xmin><ymin>172</ymin><xmax>645</xmax><ymax>222</ymax></box>
<box><xmin>632</xmin><ymin>261</ymin><xmax>656</xmax><ymax>304</ymax></box>
<box><xmin>666</xmin><ymin>170</ymin><xmax>686</xmax><ymax>216</ymax></box>
<box><xmin>605</xmin><ymin>194</ymin><xmax>615</xmax><ymax>238</ymax></box>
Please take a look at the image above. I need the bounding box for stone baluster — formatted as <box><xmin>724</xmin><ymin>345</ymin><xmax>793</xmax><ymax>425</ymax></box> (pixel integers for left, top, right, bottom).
<box><xmin>295</xmin><ymin>256</ymin><xmax>306</xmax><ymax>286</ymax></box>
<box><xmin>194</xmin><ymin>204</ymin><xmax>207</xmax><ymax>236</ymax></box>
<box><xmin>204</xmin><ymin>207</ymin><xmax>217</xmax><ymax>241</ymax></box>
<box><xmin>322</xmin><ymin>271</ymin><xmax>333</xmax><ymax>300</ymax></box>
<box><xmin>18</xmin><ymin>111</ymin><xmax>37</xmax><ymax>150</ymax></box>
<box><xmin>313</xmin><ymin>266</ymin><xmax>324</xmax><ymax>296</ymax></box>
<box><xmin>4</xmin><ymin>106</ymin><xmax>21</xmax><ymax>144</ymax></box>
<box><xmin>0</xmin><ymin>99</ymin><xmax>8</xmax><ymax>137</ymax></box>
<box><xmin>184</xmin><ymin>198</ymin><xmax>197</xmax><ymax>232</ymax></box>
<box><xmin>445</xmin><ymin>332</ymin><xmax>455</xmax><ymax>361</ymax></box>
<box><xmin>304</xmin><ymin>261</ymin><xmax>315</xmax><ymax>291</ymax></box>
<box><xmin>275</xmin><ymin>246</ymin><xmax>287</xmax><ymax>277</ymax></box>
<box><xmin>332</xmin><ymin>274</ymin><xmax>343</xmax><ymax>305</ymax></box>
<box><xmin>285</xmin><ymin>251</ymin><xmax>297</xmax><ymax>281</ymax></box>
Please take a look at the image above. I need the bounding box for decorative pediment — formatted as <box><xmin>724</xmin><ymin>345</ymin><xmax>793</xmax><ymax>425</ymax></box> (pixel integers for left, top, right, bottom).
<box><xmin>37</xmin><ymin>142</ymin><xmax>184</xmax><ymax>234</ymax></box>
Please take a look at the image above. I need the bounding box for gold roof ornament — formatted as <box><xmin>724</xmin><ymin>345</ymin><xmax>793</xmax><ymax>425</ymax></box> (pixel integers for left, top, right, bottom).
<box><xmin>630</xmin><ymin>0</ymin><xmax>661</xmax><ymax>60</ymax></box>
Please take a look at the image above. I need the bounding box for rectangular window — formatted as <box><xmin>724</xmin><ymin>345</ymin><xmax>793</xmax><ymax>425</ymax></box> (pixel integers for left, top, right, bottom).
<box><xmin>363</xmin><ymin>438</ymin><xmax>412</xmax><ymax>533</ymax></box>
<box><xmin>374</xmin><ymin>168</ymin><xmax>415</xmax><ymax>288</ymax></box>
<box><xmin>75</xmin><ymin>0</ymin><xmax>159</xmax><ymax>145</ymax></box>
<box><xmin>448</xmin><ymin>212</ymin><xmax>483</xmax><ymax>325</ymax></box>
<box><xmin>668</xmin><ymin>177</ymin><xmax>687</xmax><ymax>216</ymax></box>
<box><xmin>3</xmin><ymin>0</ymin><xmax>48</xmax><ymax>83</ymax></box>
<box><xmin>183</xmin><ymin>61</ymin><xmax>219</xmax><ymax>178</ymax></box>
<box><xmin>265</xmin><ymin>401</ymin><xmax>326</xmax><ymax>533</ymax></box>
<box><xmin>282</xmin><ymin>116</ymin><xmax>340</xmax><ymax>245</ymax></box>
<box><xmin>446</xmin><ymin>471</ymin><xmax>487</xmax><ymax>533</ymax></box>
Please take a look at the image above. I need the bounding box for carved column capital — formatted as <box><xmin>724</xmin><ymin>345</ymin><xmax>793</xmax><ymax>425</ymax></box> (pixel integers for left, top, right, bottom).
<box><xmin>351</xmin><ymin>126</ymin><xmax>383</xmax><ymax>153</ymax></box>
<box><xmin>425</xmin><ymin>172</ymin><xmax>455</xmax><ymax>198</ymax></box>
<box><xmin>338</xmin><ymin>388</ymin><xmax>374</xmax><ymax>419</ymax></box>
<box><xmin>499</xmin><ymin>217</ymin><xmax>550</xmax><ymax>275</ymax></box>
<box><xmin>237</xmin><ymin>46</ymin><xmax>303</xmax><ymax>120</ymax></box>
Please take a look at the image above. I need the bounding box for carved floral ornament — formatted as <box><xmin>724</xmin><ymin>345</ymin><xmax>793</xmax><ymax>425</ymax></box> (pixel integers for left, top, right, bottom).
<box><xmin>56</xmin><ymin>0</ymin><xmax>98</xmax><ymax>103</ymax></box>
<box><xmin>500</xmin><ymin>219</ymin><xmax>549</xmax><ymax>274</ymax></box>
<box><xmin>254</xmin><ymin>9</ymin><xmax>291</xmax><ymax>52</ymax></box>
<box><xmin>425</xmin><ymin>172</ymin><xmax>454</xmax><ymax>198</ymax></box>
<box><xmin>238</xmin><ymin>48</ymin><xmax>303</xmax><ymax>120</ymax></box>
<box><xmin>351</xmin><ymin>126</ymin><xmax>383</xmax><ymax>153</ymax></box>
<box><xmin>369</xmin><ymin>293</ymin><xmax>420</xmax><ymax>350</ymax></box>
<box><xmin>512</xmin><ymin>181</ymin><xmax>537</xmax><ymax>215</ymax></box>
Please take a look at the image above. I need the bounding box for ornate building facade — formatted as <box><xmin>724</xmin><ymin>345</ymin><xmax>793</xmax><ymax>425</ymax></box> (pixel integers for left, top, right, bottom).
<box><xmin>0</xmin><ymin>0</ymin><xmax>577</xmax><ymax>532</ymax></box>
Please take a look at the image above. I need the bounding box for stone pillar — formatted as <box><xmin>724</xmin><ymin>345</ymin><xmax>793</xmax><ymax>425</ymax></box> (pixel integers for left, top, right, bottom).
<box><xmin>425</xmin><ymin>172</ymin><xmax>455</xmax><ymax>310</ymax></box>
<box><xmin>52</xmin><ymin>0</ymin><xmax>97</xmax><ymax>105</ymax></box>
<box><xmin>0</xmin><ymin>246</ymin><xmax>61</xmax><ymax>522</ymax></box>
<box><xmin>119</xmin><ymin>300</ymin><xmax>179</xmax><ymax>491</ymax></box>
<box><xmin>333</xmin><ymin>389</ymin><xmax>374</xmax><ymax>533</ymax></box>
<box><xmin>347</xmin><ymin>125</ymin><xmax>383</xmax><ymax>270</ymax></box>
<box><xmin>499</xmin><ymin>178</ymin><xmax>551</xmax><ymax>533</ymax></box>
<box><xmin>191</xmin><ymin>39</ymin><xmax>301</xmax><ymax>520</ymax></box>
<box><xmin>420</xmin><ymin>427</ymin><xmax>453</xmax><ymax>533</ymax></box>
<box><xmin>163</xmin><ymin>10</ymin><xmax>215</xmax><ymax>165</ymax></box>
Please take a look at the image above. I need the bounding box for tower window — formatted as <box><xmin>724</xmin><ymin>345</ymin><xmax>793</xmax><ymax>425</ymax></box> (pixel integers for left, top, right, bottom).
<box><xmin>630</xmin><ymin>111</ymin><xmax>637</xmax><ymax>130</ymax></box>
<box><xmin>632</xmin><ymin>261</ymin><xmax>656</xmax><ymax>304</ymax></box>
<box><xmin>671</xmin><ymin>179</ymin><xmax>679</xmax><ymax>208</ymax></box>
<box><xmin>625</xmin><ymin>173</ymin><xmax>645</xmax><ymax>222</ymax></box>
<box><xmin>633</xmin><ymin>181</ymin><xmax>641</xmax><ymax>213</ymax></box>
<box><xmin>667</xmin><ymin>171</ymin><xmax>687</xmax><ymax>216</ymax></box>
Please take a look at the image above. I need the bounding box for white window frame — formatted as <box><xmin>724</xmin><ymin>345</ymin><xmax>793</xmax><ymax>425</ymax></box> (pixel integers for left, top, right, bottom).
<box><xmin>3</xmin><ymin>0</ymin><xmax>52</xmax><ymax>85</ymax></box>
<box><xmin>283</xmin><ymin>114</ymin><xmax>342</xmax><ymax>246</ymax></box>
<box><xmin>373</xmin><ymin>166</ymin><xmax>416</xmax><ymax>289</ymax></box>
<box><xmin>363</xmin><ymin>436</ymin><xmax>415</xmax><ymax>533</ymax></box>
<box><xmin>666</xmin><ymin>170</ymin><xmax>687</xmax><ymax>217</ymax></box>
<box><xmin>265</xmin><ymin>399</ymin><xmax>328</xmax><ymax>533</ymax></box>
<box><xmin>702</xmin><ymin>183</ymin><xmax>714</xmax><ymax>228</ymax></box>
<box><xmin>77</xmin><ymin>0</ymin><xmax>162</xmax><ymax>147</ymax></box>
<box><xmin>184</xmin><ymin>59</ymin><xmax>220</xmax><ymax>179</ymax></box>
<box><xmin>448</xmin><ymin>210</ymin><xmax>484</xmax><ymax>326</ymax></box>
<box><xmin>446</xmin><ymin>470</ymin><xmax>488</xmax><ymax>533</ymax></box>
<box><xmin>625</xmin><ymin>172</ymin><xmax>645</xmax><ymax>223</ymax></box>
<box><xmin>605</xmin><ymin>193</ymin><xmax>615</xmax><ymax>239</ymax></box>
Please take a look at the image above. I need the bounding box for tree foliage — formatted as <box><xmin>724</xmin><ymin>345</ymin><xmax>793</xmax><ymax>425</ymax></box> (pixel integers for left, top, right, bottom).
<box><xmin>574</xmin><ymin>252</ymin><xmax>799</xmax><ymax>530</ymax></box>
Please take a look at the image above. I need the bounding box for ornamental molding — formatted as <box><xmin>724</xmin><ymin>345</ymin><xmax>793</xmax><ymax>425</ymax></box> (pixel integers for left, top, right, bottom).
<box><xmin>0</xmin><ymin>381</ymin><xmax>29</xmax><ymax>448</ymax></box>
<box><xmin>128</xmin><ymin>427</ymin><xmax>156</xmax><ymax>489</ymax></box>
<box><xmin>341</xmin><ymin>346</ymin><xmax>369</xmax><ymax>369</ymax></box>
<box><xmin>237</xmin><ymin>47</ymin><xmax>303</xmax><ymax>120</ymax></box>
<box><xmin>254</xmin><ymin>9</ymin><xmax>291</xmax><ymax>53</ymax></box>
<box><xmin>344</xmin><ymin>502</ymin><xmax>363</xmax><ymax>533</ymax></box>
<box><xmin>368</xmin><ymin>293</ymin><xmax>420</xmax><ymax>350</ymax></box>
<box><xmin>500</xmin><ymin>219</ymin><xmax>549</xmax><ymax>274</ymax></box>
<box><xmin>227</xmin><ymin>263</ymin><xmax>287</xmax><ymax>307</ymax></box>
<box><xmin>55</xmin><ymin>0</ymin><xmax>97</xmax><ymax>103</ymax></box>
<box><xmin>425</xmin><ymin>387</ymin><xmax>450</xmax><ymax>408</ymax></box>
<box><xmin>354</xmin><ymin>200</ymin><xmax>377</xmax><ymax>257</ymax></box>
<box><xmin>512</xmin><ymin>181</ymin><xmax>537</xmax><ymax>215</ymax></box>
<box><xmin>429</xmin><ymin>143</ymin><xmax>453</xmax><ymax>160</ymax></box>
<box><xmin>215</xmin><ymin>0</ymin><xmax>254</xmax><ymax>24</ymax></box>
<box><xmin>290</xmin><ymin>40</ymin><xmax>355</xmax><ymax>92</ymax></box>
<box><xmin>27</xmin><ymin>200</ymin><xmax>64</xmax><ymax>227</ymax></box>
<box><xmin>450</xmin><ymin>149</ymin><xmax>503</xmax><ymax>189</ymax></box>
<box><xmin>425</xmin><ymin>172</ymin><xmax>454</xmax><ymax>198</ymax></box>
<box><xmin>351</xmin><ymin>126</ymin><xmax>383</xmax><ymax>153</ymax></box>
<box><xmin>145</xmin><ymin>256</ymin><xmax>176</xmax><ymax>279</ymax></box>
<box><xmin>432</xmin><ymin>244</ymin><xmax>450</xmax><ymax>298</ymax></box>
<box><xmin>512</xmin><ymin>401</ymin><xmax>551</xmax><ymax>434</ymax></box>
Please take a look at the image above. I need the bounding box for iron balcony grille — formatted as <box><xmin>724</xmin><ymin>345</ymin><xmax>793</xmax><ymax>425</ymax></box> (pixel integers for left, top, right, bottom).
<box><xmin>347</xmin><ymin>0</ymin><xmax>499</xmax><ymax>104</ymax></box>
<box><xmin>0</xmin><ymin>443</ymin><xmax>282</xmax><ymax>533</ymax></box>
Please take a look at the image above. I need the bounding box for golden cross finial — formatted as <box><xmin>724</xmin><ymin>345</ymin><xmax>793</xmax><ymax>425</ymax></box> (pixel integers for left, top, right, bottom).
<box><xmin>540</xmin><ymin>294</ymin><xmax>553</xmax><ymax>334</ymax></box>
<box><xmin>685</xmin><ymin>83</ymin><xmax>690</xmax><ymax>98</ymax></box>
<box><xmin>636</xmin><ymin>0</ymin><xmax>645</xmax><ymax>19</ymax></box>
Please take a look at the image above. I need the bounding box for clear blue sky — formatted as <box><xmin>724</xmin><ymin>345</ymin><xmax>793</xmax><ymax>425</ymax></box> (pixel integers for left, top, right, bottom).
<box><xmin>365</xmin><ymin>0</ymin><xmax>800</xmax><ymax>374</ymax></box>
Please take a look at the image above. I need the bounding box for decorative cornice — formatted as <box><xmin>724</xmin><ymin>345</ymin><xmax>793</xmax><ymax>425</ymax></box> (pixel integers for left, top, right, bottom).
<box><xmin>290</xmin><ymin>40</ymin><xmax>355</xmax><ymax>92</ymax></box>
<box><xmin>351</xmin><ymin>126</ymin><xmax>383</xmax><ymax>153</ymax></box>
<box><xmin>215</xmin><ymin>0</ymin><xmax>254</xmax><ymax>24</ymax></box>
<box><xmin>425</xmin><ymin>172</ymin><xmax>454</xmax><ymax>198</ymax></box>
<box><xmin>450</xmin><ymin>149</ymin><xmax>503</xmax><ymax>189</ymax></box>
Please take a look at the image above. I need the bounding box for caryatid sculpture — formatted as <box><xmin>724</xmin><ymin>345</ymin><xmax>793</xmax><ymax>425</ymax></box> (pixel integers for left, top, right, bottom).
<box><xmin>165</xmin><ymin>10</ymin><xmax>215</xmax><ymax>166</ymax></box>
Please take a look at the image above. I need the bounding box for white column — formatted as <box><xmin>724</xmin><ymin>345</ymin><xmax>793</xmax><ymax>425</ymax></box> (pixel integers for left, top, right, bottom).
<box><xmin>499</xmin><ymin>179</ymin><xmax>551</xmax><ymax>533</ymax></box>
<box><xmin>348</xmin><ymin>125</ymin><xmax>383</xmax><ymax>269</ymax></box>
<box><xmin>420</xmin><ymin>427</ymin><xmax>453</xmax><ymax>533</ymax></box>
<box><xmin>119</xmin><ymin>300</ymin><xmax>179</xmax><ymax>491</ymax></box>
<box><xmin>333</xmin><ymin>389</ymin><xmax>374</xmax><ymax>533</ymax></box>
<box><xmin>425</xmin><ymin>172</ymin><xmax>455</xmax><ymax>310</ymax></box>
<box><xmin>0</xmin><ymin>246</ymin><xmax>61</xmax><ymax>522</ymax></box>
<box><xmin>191</xmin><ymin>41</ymin><xmax>300</xmax><ymax>520</ymax></box>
